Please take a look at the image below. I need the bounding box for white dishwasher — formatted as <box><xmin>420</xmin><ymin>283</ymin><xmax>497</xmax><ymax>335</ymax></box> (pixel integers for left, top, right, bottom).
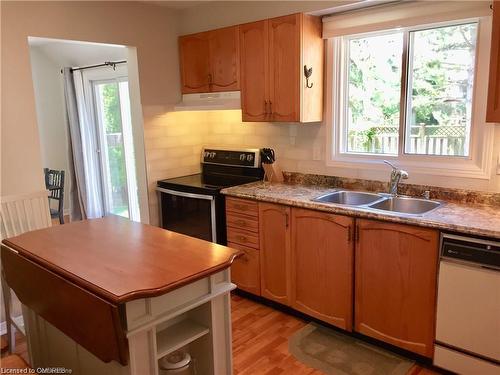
<box><xmin>434</xmin><ymin>233</ymin><xmax>500</xmax><ymax>375</ymax></box>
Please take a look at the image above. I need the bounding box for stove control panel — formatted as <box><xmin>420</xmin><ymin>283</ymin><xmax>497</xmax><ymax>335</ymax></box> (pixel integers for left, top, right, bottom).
<box><xmin>202</xmin><ymin>148</ymin><xmax>261</xmax><ymax>168</ymax></box>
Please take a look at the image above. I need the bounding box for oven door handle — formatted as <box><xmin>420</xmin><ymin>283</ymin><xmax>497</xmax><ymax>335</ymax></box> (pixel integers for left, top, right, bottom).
<box><xmin>156</xmin><ymin>187</ymin><xmax>215</xmax><ymax>201</ymax></box>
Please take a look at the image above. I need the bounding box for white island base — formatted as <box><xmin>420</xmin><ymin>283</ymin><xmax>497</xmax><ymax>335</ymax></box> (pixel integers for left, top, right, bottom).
<box><xmin>23</xmin><ymin>270</ymin><xmax>235</xmax><ymax>375</ymax></box>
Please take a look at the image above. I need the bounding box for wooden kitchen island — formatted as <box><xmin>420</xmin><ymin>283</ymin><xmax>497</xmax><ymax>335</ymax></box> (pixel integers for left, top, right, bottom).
<box><xmin>1</xmin><ymin>216</ymin><xmax>241</xmax><ymax>375</ymax></box>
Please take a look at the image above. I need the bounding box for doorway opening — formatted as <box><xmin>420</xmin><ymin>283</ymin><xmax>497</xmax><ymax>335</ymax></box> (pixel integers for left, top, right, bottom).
<box><xmin>29</xmin><ymin>37</ymin><xmax>148</xmax><ymax>223</ymax></box>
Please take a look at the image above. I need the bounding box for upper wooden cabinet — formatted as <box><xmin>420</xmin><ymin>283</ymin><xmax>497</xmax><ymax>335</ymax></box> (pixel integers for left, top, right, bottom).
<box><xmin>209</xmin><ymin>26</ymin><xmax>240</xmax><ymax>92</ymax></box>
<box><xmin>487</xmin><ymin>1</ymin><xmax>500</xmax><ymax>122</ymax></box>
<box><xmin>291</xmin><ymin>209</ymin><xmax>354</xmax><ymax>331</ymax></box>
<box><xmin>239</xmin><ymin>20</ymin><xmax>269</xmax><ymax>121</ymax></box>
<box><xmin>268</xmin><ymin>15</ymin><xmax>300</xmax><ymax>122</ymax></box>
<box><xmin>179</xmin><ymin>26</ymin><xmax>240</xmax><ymax>94</ymax></box>
<box><xmin>179</xmin><ymin>32</ymin><xmax>210</xmax><ymax>93</ymax></box>
<box><xmin>354</xmin><ymin>219</ymin><xmax>439</xmax><ymax>358</ymax></box>
<box><xmin>259</xmin><ymin>202</ymin><xmax>291</xmax><ymax>305</ymax></box>
<box><xmin>240</xmin><ymin>14</ymin><xmax>324</xmax><ymax>123</ymax></box>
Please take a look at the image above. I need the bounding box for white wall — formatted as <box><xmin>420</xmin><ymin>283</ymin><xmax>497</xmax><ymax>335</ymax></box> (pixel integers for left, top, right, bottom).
<box><xmin>29</xmin><ymin>46</ymin><xmax>71</xmax><ymax>212</ymax></box>
<box><xmin>1</xmin><ymin>1</ymin><xmax>183</xmax><ymax>227</ymax></box>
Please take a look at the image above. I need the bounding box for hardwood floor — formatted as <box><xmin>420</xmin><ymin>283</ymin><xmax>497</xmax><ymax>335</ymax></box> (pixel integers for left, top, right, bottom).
<box><xmin>1</xmin><ymin>294</ymin><xmax>442</xmax><ymax>374</ymax></box>
<box><xmin>231</xmin><ymin>293</ymin><xmax>442</xmax><ymax>375</ymax></box>
<box><xmin>0</xmin><ymin>330</ymin><xmax>29</xmax><ymax>367</ymax></box>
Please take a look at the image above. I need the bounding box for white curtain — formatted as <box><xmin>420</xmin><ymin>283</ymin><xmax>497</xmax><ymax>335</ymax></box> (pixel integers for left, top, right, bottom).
<box><xmin>73</xmin><ymin>70</ymin><xmax>104</xmax><ymax>219</ymax></box>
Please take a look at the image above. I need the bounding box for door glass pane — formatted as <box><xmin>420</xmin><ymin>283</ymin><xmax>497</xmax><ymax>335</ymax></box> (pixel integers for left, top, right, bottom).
<box><xmin>405</xmin><ymin>23</ymin><xmax>477</xmax><ymax>156</ymax></box>
<box><xmin>97</xmin><ymin>82</ymin><xmax>129</xmax><ymax>218</ymax></box>
<box><xmin>346</xmin><ymin>32</ymin><xmax>403</xmax><ymax>155</ymax></box>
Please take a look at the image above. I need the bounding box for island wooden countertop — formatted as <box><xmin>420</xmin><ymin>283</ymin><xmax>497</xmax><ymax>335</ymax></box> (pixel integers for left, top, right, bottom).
<box><xmin>2</xmin><ymin>216</ymin><xmax>241</xmax><ymax>304</ymax></box>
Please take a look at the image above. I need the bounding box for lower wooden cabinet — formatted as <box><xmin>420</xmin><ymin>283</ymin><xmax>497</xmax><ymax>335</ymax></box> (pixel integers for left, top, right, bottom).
<box><xmin>291</xmin><ymin>209</ymin><xmax>354</xmax><ymax>331</ymax></box>
<box><xmin>259</xmin><ymin>202</ymin><xmax>291</xmax><ymax>305</ymax></box>
<box><xmin>226</xmin><ymin>198</ymin><xmax>441</xmax><ymax>359</ymax></box>
<box><xmin>291</xmin><ymin>208</ymin><xmax>354</xmax><ymax>331</ymax></box>
<box><xmin>228</xmin><ymin>242</ymin><xmax>260</xmax><ymax>295</ymax></box>
<box><xmin>354</xmin><ymin>219</ymin><xmax>439</xmax><ymax>358</ymax></box>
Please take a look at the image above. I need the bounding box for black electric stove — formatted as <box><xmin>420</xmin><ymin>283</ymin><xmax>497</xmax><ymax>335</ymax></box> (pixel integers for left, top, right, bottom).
<box><xmin>156</xmin><ymin>147</ymin><xmax>263</xmax><ymax>244</ymax></box>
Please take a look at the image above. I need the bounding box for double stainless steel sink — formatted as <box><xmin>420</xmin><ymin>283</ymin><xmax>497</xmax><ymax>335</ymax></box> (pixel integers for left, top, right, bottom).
<box><xmin>313</xmin><ymin>190</ymin><xmax>442</xmax><ymax>216</ymax></box>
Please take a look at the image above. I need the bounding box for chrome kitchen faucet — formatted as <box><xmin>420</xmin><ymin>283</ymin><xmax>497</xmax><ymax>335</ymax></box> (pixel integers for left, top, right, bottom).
<box><xmin>383</xmin><ymin>160</ymin><xmax>409</xmax><ymax>196</ymax></box>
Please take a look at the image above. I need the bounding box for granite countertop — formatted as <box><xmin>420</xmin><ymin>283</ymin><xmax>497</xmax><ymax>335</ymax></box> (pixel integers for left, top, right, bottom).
<box><xmin>221</xmin><ymin>181</ymin><xmax>500</xmax><ymax>239</ymax></box>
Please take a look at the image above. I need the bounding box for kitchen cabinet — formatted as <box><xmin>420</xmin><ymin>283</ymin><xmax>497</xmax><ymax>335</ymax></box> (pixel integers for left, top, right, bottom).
<box><xmin>291</xmin><ymin>209</ymin><xmax>354</xmax><ymax>331</ymax></box>
<box><xmin>268</xmin><ymin>15</ymin><xmax>300</xmax><ymax>122</ymax></box>
<box><xmin>487</xmin><ymin>1</ymin><xmax>500</xmax><ymax>122</ymax></box>
<box><xmin>259</xmin><ymin>202</ymin><xmax>291</xmax><ymax>305</ymax></box>
<box><xmin>226</xmin><ymin>197</ymin><xmax>261</xmax><ymax>295</ymax></box>
<box><xmin>240</xmin><ymin>13</ymin><xmax>323</xmax><ymax>122</ymax></box>
<box><xmin>354</xmin><ymin>219</ymin><xmax>439</xmax><ymax>358</ymax></box>
<box><xmin>209</xmin><ymin>26</ymin><xmax>240</xmax><ymax>92</ymax></box>
<box><xmin>179</xmin><ymin>32</ymin><xmax>210</xmax><ymax>94</ymax></box>
<box><xmin>179</xmin><ymin>26</ymin><xmax>240</xmax><ymax>94</ymax></box>
<box><xmin>239</xmin><ymin>20</ymin><xmax>269</xmax><ymax>121</ymax></box>
<box><xmin>228</xmin><ymin>242</ymin><xmax>260</xmax><ymax>295</ymax></box>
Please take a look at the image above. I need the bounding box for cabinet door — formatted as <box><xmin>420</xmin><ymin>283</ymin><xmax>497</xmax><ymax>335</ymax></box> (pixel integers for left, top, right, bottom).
<box><xmin>259</xmin><ymin>203</ymin><xmax>290</xmax><ymax>305</ymax></box>
<box><xmin>228</xmin><ymin>242</ymin><xmax>260</xmax><ymax>296</ymax></box>
<box><xmin>179</xmin><ymin>33</ymin><xmax>210</xmax><ymax>94</ymax></box>
<box><xmin>355</xmin><ymin>219</ymin><xmax>439</xmax><ymax>358</ymax></box>
<box><xmin>209</xmin><ymin>26</ymin><xmax>240</xmax><ymax>92</ymax></box>
<box><xmin>291</xmin><ymin>209</ymin><xmax>354</xmax><ymax>330</ymax></box>
<box><xmin>487</xmin><ymin>1</ymin><xmax>500</xmax><ymax>122</ymax></box>
<box><xmin>240</xmin><ymin>20</ymin><xmax>269</xmax><ymax>121</ymax></box>
<box><xmin>268</xmin><ymin>14</ymin><xmax>300</xmax><ymax>122</ymax></box>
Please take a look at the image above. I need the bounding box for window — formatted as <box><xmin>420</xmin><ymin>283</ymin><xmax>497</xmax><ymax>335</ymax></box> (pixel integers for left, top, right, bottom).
<box><xmin>340</xmin><ymin>21</ymin><xmax>478</xmax><ymax>157</ymax></box>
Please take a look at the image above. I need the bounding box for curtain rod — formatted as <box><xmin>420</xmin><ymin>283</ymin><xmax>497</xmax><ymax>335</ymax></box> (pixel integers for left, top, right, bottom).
<box><xmin>60</xmin><ymin>60</ymin><xmax>127</xmax><ymax>74</ymax></box>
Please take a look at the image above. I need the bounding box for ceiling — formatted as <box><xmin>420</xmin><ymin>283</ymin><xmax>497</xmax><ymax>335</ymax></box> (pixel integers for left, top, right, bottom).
<box><xmin>143</xmin><ymin>1</ymin><xmax>211</xmax><ymax>9</ymax></box>
<box><xmin>28</xmin><ymin>37</ymin><xmax>127</xmax><ymax>68</ymax></box>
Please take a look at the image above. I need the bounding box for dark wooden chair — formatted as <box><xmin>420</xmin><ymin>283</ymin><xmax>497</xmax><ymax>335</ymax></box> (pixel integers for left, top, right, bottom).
<box><xmin>44</xmin><ymin>168</ymin><xmax>65</xmax><ymax>224</ymax></box>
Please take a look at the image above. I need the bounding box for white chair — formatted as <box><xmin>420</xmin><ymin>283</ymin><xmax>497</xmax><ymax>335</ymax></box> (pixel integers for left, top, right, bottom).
<box><xmin>1</xmin><ymin>191</ymin><xmax>52</xmax><ymax>353</ymax></box>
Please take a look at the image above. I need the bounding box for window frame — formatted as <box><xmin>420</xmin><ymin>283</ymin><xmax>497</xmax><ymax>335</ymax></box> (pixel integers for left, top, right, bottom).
<box><xmin>326</xmin><ymin>16</ymin><xmax>495</xmax><ymax>179</ymax></box>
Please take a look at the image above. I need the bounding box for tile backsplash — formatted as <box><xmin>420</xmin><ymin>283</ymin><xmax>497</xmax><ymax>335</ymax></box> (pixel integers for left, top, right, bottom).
<box><xmin>144</xmin><ymin>108</ymin><xmax>499</xmax><ymax>224</ymax></box>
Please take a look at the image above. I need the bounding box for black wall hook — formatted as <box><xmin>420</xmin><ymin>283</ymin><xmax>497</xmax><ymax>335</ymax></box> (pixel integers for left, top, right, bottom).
<box><xmin>304</xmin><ymin>65</ymin><xmax>313</xmax><ymax>88</ymax></box>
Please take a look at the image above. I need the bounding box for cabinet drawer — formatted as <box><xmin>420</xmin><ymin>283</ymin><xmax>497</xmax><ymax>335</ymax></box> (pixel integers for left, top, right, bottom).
<box><xmin>226</xmin><ymin>198</ymin><xmax>258</xmax><ymax>217</ymax></box>
<box><xmin>228</xmin><ymin>242</ymin><xmax>260</xmax><ymax>296</ymax></box>
<box><xmin>226</xmin><ymin>213</ymin><xmax>259</xmax><ymax>233</ymax></box>
<box><xmin>227</xmin><ymin>227</ymin><xmax>259</xmax><ymax>249</ymax></box>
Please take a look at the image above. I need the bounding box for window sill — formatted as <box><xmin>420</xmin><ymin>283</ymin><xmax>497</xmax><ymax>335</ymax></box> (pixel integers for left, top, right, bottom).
<box><xmin>326</xmin><ymin>149</ymin><xmax>493</xmax><ymax>180</ymax></box>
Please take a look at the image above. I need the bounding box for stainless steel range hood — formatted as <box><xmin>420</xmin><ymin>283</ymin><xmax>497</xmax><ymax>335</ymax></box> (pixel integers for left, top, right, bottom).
<box><xmin>174</xmin><ymin>91</ymin><xmax>241</xmax><ymax>111</ymax></box>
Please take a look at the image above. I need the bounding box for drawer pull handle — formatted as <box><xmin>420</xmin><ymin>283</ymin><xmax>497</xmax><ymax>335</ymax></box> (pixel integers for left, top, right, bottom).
<box><xmin>234</xmin><ymin>204</ymin><xmax>247</xmax><ymax>211</ymax></box>
<box><xmin>236</xmin><ymin>235</ymin><xmax>247</xmax><ymax>242</ymax></box>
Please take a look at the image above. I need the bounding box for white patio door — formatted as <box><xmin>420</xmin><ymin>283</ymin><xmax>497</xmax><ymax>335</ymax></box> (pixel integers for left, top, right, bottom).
<box><xmin>83</xmin><ymin>65</ymin><xmax>140</xmax><ymax>221</ymax></box>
